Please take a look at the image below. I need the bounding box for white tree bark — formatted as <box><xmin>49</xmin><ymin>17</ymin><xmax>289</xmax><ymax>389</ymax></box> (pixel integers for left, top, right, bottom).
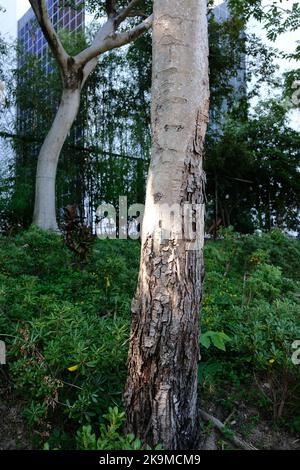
<box><xmin>125</xmin><ymin>0</ymin><xmax>209</xmax><ymax>449</ymax></box>
<box><xmin>29</xmin><ymin>0</ymin><xmax>153</xmax><ymax>231</ymax></box>
<box><xmin>33</xmin><ymin>88</ymin><xmax>81</xmax><ymax>231</ymax></box>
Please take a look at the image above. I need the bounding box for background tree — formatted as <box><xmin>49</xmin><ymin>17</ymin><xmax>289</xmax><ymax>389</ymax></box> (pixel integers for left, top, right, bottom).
<box><xmin>29</xmin><ymin>0</ymin><xmax>153</xmax><ymax>231</ymax></box>
<box><xmin>0</xmin><ymin>31</ymin><xmax>17</xmax><ymax>232</ymax></box>
<box><xmin>247</xmin><ymin>99</ymin><xmax>300</xmax><ymax>231</ymax></box>
<box><xmin>205</xmin><ymin>105</ymin><xmax>300</xmax><ymax>234</ymax></box>
<box><xmin>4</xmin><ymin>27</ymin><xmax>151</xmax><ymax>230</ymax></box>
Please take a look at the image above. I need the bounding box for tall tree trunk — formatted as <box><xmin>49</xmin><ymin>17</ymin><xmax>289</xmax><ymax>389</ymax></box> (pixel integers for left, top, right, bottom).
<box><xmin>33</xmin><ymin>87</ymin><xmax>81</xmax><ymax>231</ymax></box>
<box><xmin>125</xmin><ymin>0</ymin><xmax>209</xmax><ymax>450</ymax></box>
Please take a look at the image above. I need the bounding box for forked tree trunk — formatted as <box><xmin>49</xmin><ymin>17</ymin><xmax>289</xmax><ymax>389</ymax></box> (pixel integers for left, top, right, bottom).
<box><xmin>124</xmin><ymin>0</ymin><xmax>209</xmax><ymax>450</ymax></box>
<box><xmin>33</xmin><ymin>87</ymin><xmax>81</xmax><ymax>231</ymax></box>
<box><xmin>29</xmin><ymin>0</ymin><xmax>152</xmax><ymax>232</ymax></box>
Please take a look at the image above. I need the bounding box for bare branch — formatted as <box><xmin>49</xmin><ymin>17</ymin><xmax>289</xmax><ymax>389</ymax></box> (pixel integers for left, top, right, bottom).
<box><xmin>199</xmin><ymin>409</ymin><xmax>258</xmax><ymax>451</ymax></box>
<box><xmin>106</xmin><ymin>14</ymin><xmax>153</xmax><ymax>50</ymax></box>
<box><xmin>75</xmin><ymin>14</ymin><xmax>153</xmax><ymax>67</ymax></box>
<box><xmin>81</xmin><ymin>57</ymin><xmax>98</xmax><ymax>89</ymax></box>
<box><xmin>116</xmin><ymin>0</ymin><xmax>143</xmax><ymax>26</ymax></box>
<box><xmin>29</xmin><ymin>0</ymin><xmax>69</xmax><ymax>71</ymax></box>
<box><xmin>105</xmin><ymin>0</ymin><xmax>117</xmax><ymax>17</ymax></box>
<box><xmin>75</xmin><ymin>18</ymin><xmax>116</xmax><ymax>66</ymax></box>
<box><xmin>126</xmin><ymin>10</ymin><xmax>148</xmax><ymax>19</ymax></box>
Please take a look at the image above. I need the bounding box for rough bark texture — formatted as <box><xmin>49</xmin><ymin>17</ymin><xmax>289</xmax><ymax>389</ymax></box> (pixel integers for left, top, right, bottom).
<box><xmin>124</xmin><ymin>0</ymin><xmax>209</xmax><ymax>450</ymax></box>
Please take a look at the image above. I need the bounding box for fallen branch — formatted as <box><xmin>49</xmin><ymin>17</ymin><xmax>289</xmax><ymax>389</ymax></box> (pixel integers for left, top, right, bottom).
<box><xmin>202</xmin><ymin>429</ymin><xmax>218</xmax><ymax>450</ymax></box>
<box><xmin>199</xmin><ymin>409</ymin><xmax>258</xmax><ymax>450</ymax></box>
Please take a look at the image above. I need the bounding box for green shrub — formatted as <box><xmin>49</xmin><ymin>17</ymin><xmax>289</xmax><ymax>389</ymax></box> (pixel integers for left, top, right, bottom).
<box><xmin>9</xmin><ymin>305</ymin><xmax>129</xmax><ymax>424</ymax></box>
<box><xmin>0</xmin><ymin>227</ymin><xmax>140</xmax><ymax>443</ymax></box>
<box><xmin>200</xmin><ymin>230</ymin><xmax>300</xmax><ymax>429</ymax></box>
<box><xmin>76</xmin><ymin>407</ymin><xmax>144</xmax><ymax>450</ymax></box>
<box><xmin>1</xmin><ymin>226</ymin><xmax>300</xmax><ymax>445</ymax></box>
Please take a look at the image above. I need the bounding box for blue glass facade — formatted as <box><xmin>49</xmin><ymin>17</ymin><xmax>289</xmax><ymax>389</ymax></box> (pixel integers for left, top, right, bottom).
<box><xmin>17</xmin><ymin>1</ymin><xmax>85</xmax><ymax>138</ymax></box>
<box><xmin>18</xmin><ymin>0</ymin><xmax>85</xmax><ymax>69</ymax></box>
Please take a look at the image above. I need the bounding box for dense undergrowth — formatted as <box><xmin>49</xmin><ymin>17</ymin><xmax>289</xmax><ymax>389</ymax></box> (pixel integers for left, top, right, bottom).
<box><xmin>0</xmin><ymin>226</ymin><xmax>299</xmax><ymax>449</ymax></box>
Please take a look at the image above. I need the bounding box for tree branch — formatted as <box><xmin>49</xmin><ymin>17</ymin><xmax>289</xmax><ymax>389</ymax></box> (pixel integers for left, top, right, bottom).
<box><xmin>75</xmin><ymin>14</ymin><xmax>153</xmax><ymax>67</ymax></box>
<box><xmin>115</xmin><ymin>0</ymin><xmax>144</xmax><ymax>26</ymax></box>
<box><xmin>103</xmin><ymin>14</ymin><xmax>153</xmax><ymax>52</ymax></box>
<box><xmin>29</xmin><ymin>0</ymin><xmax>69</xmax><ymax>71</ymax></box>
<box><xmin>81</xmin><ymin>57</ymin><xmax>98</xmax><ymax>89</ymax></box>
<box><xmin>105</xmin><ymin>0</ymin><xmax>117</xmax><ymax>17</ymax></box>
<box><xmin>199</xmin><ymin>409</ymin><xmax>258</xmax><ymax>451</ymax></box>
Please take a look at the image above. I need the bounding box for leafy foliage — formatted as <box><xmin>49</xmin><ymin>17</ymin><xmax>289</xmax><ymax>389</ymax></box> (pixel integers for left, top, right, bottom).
<box><xmin>4</xmin><ymin>1</ymin><xmax>298</xmax><ymax>234</ymax></box>
<box><xmin>200</xmin><ymin>229</ymin><xmax>300</xmax><ymax>430</ymax></box>
<box><xmin>200</xmin><ymin>331</ymin><xmax>231</xmax><ymax>352</ymax></box>
<box><xmin>0</xmin><ymin>227</ymin><xmax>140</xmax><ymax>446</ymax></box>
<box><xmin>1</xmin><ymin>227</ymin><xmax>300</xmax><ymax>447</ymax></box>
<box><xmin>76</xmin><ymin>407</ymin><xmax>150</xmax><ymax>450</ymax></box>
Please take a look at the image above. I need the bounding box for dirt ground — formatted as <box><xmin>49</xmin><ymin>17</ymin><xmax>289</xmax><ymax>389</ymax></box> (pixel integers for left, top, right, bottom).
<box><xmin>0</xmin><ymin>372</ymin><xmax>32</xmax><ymax>450</ymax></box>
<box><xmin>0</xmin><ymin>374</ymin><xmax>299</xmax><ymax>451</ymax></box>
<box><xmin>200</xmin><ymin>401</ymin><xmax>300</xmax><ymax>450</ymax></box>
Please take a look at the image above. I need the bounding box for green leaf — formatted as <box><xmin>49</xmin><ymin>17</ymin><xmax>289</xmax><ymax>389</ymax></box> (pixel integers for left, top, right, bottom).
<box><xmin>200</xmin><ymin>332</ymin><xmax>211</xmax><ymax>349</ymax></box>
<box><xmin>200</xmin><ymin>331</ymin><xmax>231</xmax><ymax>351</ymax></box>
<box><xmin>210</xmin><ymin>333</ymin><xmax>226</xmax><ymax>351</ymax></box>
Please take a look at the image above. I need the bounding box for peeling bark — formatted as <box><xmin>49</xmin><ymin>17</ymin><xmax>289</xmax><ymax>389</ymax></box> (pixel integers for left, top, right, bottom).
<box><xmin>125</xmin><ymin>0</ymin><xmax>209</xmax><ymax>450</ymax></box>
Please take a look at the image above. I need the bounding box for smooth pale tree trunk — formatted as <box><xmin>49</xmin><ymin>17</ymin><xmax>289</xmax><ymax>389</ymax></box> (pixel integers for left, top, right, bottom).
<box><xmin>29</xmin><ymin>0</ymin><xmax>152</xmax><ymax>232</ymax></box>
<box><xmin>33</xmin><ymin>88</ymin><xmax>81</xmax><ymax>231</ymax></box>
<box><xmin>125</xmin><ymin>0</ymin><xmax>209</xmax><ymax>450</ymax></box>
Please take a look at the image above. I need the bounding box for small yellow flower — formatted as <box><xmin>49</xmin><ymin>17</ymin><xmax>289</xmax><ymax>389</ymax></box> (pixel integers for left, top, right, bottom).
<box><xmin>269</xmin><ymin>358</ymin><xmax>275</xmax><ymax>365</ymax></box>
<box><xmin>68</xmin><ymin>364</ymin><xmax>79</xmax><ymax>372</ymax></box>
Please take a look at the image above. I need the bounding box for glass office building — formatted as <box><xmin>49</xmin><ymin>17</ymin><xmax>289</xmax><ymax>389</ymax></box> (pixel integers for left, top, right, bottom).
<box><xmin>18</xmin><ymin>0</ymin><xmax>85</xmax><ymax>70</ymax></box>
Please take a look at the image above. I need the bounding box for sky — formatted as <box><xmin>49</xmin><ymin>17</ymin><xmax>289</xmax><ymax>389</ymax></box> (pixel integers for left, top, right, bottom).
<box><xmin>16</xmin><ymin>0</ymin><xmax>30</xmax><ymax>20</ymax></box>
<box><xmin>0</xmin><ymin>0</ymin><xmax>16</xmax><ymax>39</ymax></box>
